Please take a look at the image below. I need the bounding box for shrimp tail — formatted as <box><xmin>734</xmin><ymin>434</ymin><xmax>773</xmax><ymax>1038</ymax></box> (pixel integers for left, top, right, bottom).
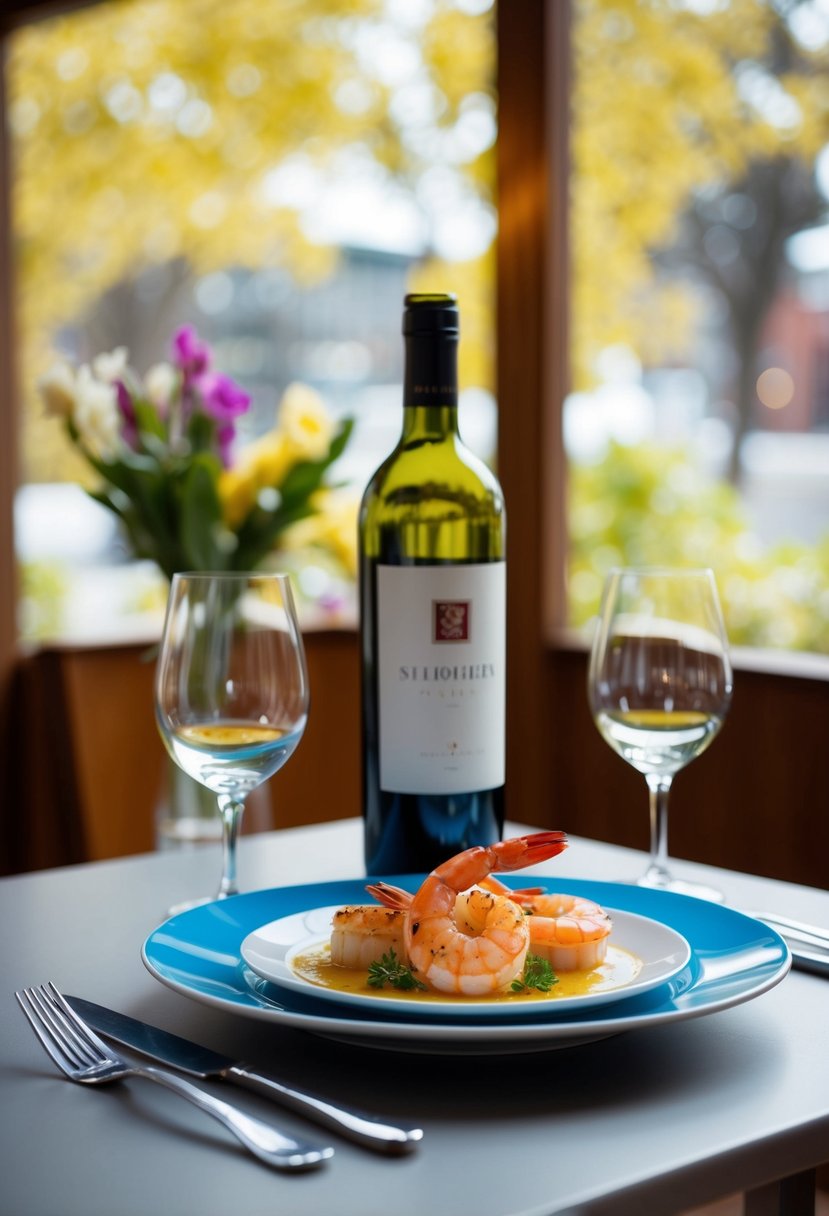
<box><xmin>490</xmin><ymin>831</ymin><xmax>568</xmax><ymax>873</ymax></box>
<box><xmin>365</xmin><ymin>881</ymin><xmax>412</xmax><ymax>910</ymax></box>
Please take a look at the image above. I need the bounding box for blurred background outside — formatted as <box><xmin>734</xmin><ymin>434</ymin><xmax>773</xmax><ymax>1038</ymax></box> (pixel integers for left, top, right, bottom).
<box><xmin>8</xmin><ymin>0</ymin><xmax>829</xmax><ymax>653</ymax></box>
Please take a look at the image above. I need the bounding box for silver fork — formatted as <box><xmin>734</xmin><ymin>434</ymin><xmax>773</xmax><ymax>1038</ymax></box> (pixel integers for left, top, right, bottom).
<box><xmin>15</xmin><ymin>983</ymin><xmax>334</xmax><ymax>1172</ymax></box>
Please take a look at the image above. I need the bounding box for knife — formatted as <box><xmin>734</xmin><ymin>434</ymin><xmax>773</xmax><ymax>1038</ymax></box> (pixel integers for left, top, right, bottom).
<box><xmin>68</xmin><ymin>996</ymin><xmax>423</xmax><ymax>1155</ymax></box>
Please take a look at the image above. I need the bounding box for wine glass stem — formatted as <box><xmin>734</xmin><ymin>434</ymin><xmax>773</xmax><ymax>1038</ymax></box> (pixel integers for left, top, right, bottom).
<box><xmin>217</xmin><ymin>794</ymin><xmax>245</xmax><ymax>898</ymax></box>
<box><xmin>645</xmin><ymin>774</ymin><xmax>673</xmax><ymax>886</ymax></box>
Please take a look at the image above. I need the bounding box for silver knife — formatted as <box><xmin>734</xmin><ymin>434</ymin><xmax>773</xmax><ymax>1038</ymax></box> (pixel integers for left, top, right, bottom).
<box><xmin>68</xmin><ymin>996</ymin><xmax>423</xmax><ymax>1155</ymax></box>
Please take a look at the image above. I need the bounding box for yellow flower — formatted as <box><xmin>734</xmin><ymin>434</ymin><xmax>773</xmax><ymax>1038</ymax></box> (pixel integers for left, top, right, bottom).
<box><xmin>218</xmin><ymin>466</ymin><xmax>258</xmax><ymax>529</ymax></box>
<box><xmin>278</xmin><ymin>382</ymin><xmax>335</xmax><ymax>460</ymax></box>
<box><xmin>250</xmin><ymin>430</ymin><xmax>294</xmax><ymax>487</ymax></box>
<box><xmin>281</xmin><ymin>489</ymin><xmax>359</xmax><ymax>576</ymax></box>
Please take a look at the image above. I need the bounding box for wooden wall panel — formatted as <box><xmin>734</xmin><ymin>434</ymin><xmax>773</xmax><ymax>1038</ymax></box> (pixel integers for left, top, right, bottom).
<box><xmin>271</xmin><ymin>629</ymin><xmax>361</xmax><ymax>830</ymax></box>
<box><xmin>60</xmin><ymin>644</ymin><xmax>164</xmax><ymax>860</ymax></box>
<box><xmin>7</xmin><ymin>631</ymin><xmax>828</xmax><ymax>895</ymax></box>
<box><xmin>7</xmin><ymin>631</ymin><xmax>362</xmax><ymax>872</ymax></box>
<box><xmin>543</xmin><ymin>646</ymin><xmax>829</xmax><ymax>890</ymax></box>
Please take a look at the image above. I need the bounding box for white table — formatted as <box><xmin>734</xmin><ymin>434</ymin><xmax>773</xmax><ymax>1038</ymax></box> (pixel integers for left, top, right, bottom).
<box><xmin>2</xmin><ymin>819</ymin><xmax>828</xmax><ymax>1216</ymax></box>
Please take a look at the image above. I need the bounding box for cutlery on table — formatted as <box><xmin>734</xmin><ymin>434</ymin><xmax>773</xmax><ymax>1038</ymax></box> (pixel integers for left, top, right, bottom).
<box><xmin>16</xmin><ymin>983</ymin><xmax>334</xmax><ymax>1172</ymax></box>
<box><xmin>67</xmin><ymin>995</ymin><xmax>424</xmax><ymax>1155</ymax></box>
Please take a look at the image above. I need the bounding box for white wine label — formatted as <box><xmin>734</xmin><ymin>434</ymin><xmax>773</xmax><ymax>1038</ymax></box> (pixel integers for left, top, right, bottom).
<box><xmin>377</xmin><ymin>563</ymin><xmax>506</xmax><ymax>794</ymax></box>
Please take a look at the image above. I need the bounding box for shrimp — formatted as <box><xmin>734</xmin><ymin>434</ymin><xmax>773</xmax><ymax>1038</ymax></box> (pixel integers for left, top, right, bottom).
<box><xmin>330</xmin><ymin>905</ymin><xmax>407</xmax><ymax>969</ymax></box>
<box><xmin>402</xmin><ymin>831</ymin><xmax>568</xmax><ymax>996</ymax></box>
<box><xmin>370</xmin><ymin>873</ymin><xmax>611</xmax><ymax>973</ymax></box>
<box><xmin>328</xmin><ymin>877</ymin><xmax>543</xmax><ymax>974</ymax></box>
<box><xmin>490</xmin><ymin>881</ymin><xmax>613</xmax><ymax>972</ymax></box>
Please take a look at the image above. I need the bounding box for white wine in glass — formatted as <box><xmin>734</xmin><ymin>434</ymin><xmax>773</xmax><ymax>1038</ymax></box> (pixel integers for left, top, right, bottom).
<box><xmin>588</xmin><ymin>567</ymin><xmax>733</xmax><ymax>899</ymax></box>
<box><xmin>155</xmin><ymin>572</ymin><xmax>309</xmax><ymax>907</ymax></box>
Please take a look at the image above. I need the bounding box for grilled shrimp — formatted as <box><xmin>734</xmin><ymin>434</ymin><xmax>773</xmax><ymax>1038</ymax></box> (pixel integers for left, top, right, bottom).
<box><xmin>370</xmin><ymin>870</ymin><xmax>610</xmax><ymax>974</ymax></box>
<box><xmin>402</xmin><ymin>831</ymin><xmax>568</xmax><ymax>995</ymax></box>
<box><xmin>482</xmin><ymin>880</ymin><xmax>612</xmax><ymax>971</ymax></box>
<box><xmin>509</xmin><ymin>891</ymin><xmax>612</xmax><ymax>971</ymax></box>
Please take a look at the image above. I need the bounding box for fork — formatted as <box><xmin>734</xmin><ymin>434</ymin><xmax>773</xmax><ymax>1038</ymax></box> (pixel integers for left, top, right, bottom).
<box><xmin>15</xmin><ymin>983</ymin><xmax>334</xmax><ymax>1172</ymax></box>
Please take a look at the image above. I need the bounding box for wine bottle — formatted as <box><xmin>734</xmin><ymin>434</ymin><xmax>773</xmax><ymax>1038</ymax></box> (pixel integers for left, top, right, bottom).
<box><xmin>359</xmin><ymin>293</ymin><xmax>506</xmax><ymax>874</ymax></box>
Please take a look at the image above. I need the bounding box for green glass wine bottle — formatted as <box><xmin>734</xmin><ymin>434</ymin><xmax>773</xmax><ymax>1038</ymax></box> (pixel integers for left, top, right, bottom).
<box><xmin>359</xmin><ymin>293</ymin><xmax>506</xmax><ymax>874</ymax></box>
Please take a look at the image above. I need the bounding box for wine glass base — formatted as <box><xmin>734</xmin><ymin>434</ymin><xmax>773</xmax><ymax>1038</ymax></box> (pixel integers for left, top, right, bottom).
<box><xmin>165</xmin><ymin>894</ymin><xmax>216</xmax><ymax>918</ymax></box>
<box><xmin>165</xmin><ymin>888</ymin><xmax>238</xmax><ymax>918</ymax></box>
<box><xmin>636</xmin><ymin>874</ymin><xmax>724</xmax><ymax>903</ymax></box>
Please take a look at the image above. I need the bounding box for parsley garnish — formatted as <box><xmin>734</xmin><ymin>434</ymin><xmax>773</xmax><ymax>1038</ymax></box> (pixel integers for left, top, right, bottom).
<box><xmin>367</xmin><ymin>949</ymin><xmax>427</xmax><ymax>991</ymax></box>
<box><xmin>511</xmin><ymin>953</ymin><xmax>558</xmax><ymax>993</ymax></box>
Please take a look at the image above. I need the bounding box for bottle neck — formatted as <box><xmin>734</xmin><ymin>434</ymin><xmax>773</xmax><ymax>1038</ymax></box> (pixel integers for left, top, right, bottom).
<box><xmin>402</xmin><ymin>331</ymin><xmax>459</xmax><ymax>438</ymax></box>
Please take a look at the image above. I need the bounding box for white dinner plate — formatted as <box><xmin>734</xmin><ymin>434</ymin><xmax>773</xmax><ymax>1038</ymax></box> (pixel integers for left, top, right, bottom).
<box><xmin>240</xmin><ymin>904</ymin><xmax>691</xmax><ymax>1017</ymax></box>
<box><xmin>142</xmin><ymin>876</ymin><xmax>792</xmax><ymax>1054</ymax></box>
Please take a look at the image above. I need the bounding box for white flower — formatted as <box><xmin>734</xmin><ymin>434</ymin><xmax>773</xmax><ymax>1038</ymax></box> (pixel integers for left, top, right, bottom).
<box><xmin>37</xmin><ymin>359</ymin><xmax>78</xmax><ymax>419</ymax></box>
<box><xmin>278</xmin><ymin>382</ymin><xmax>335</xmax><ymax>460</ymax></box>
<box><xmin>73</xmin><ymin>364</ymin><xmax>120</xmax><ymax>457</ymax></box>
<box><xmin>91</xmin><ymin>346</ymin><xmax>129</xmax><ymax>383</ymax></box>
<box><xmin>144</xmin><ymin>361</ymin><xmax>177</xmax><ymax>407</ymax></box>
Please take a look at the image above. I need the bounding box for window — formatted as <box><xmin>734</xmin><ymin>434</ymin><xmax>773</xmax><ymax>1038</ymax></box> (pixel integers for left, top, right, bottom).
<box><xmin>3</xmin><ymin>2</ymin><xmax>821</xmax><ymax>666</ymax></box>
<box><xmin>566</xmin><ymin>0</ymin><xmax>829</xmax><ymax>655</ymax></box>
<box><xmin>8</xmin><ymin>0</ymin><xmax>497</xmax><ymax>640</ymax></box>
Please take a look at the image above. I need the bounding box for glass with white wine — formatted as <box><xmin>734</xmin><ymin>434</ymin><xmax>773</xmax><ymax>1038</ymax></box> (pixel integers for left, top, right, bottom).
<box><xmin>588</xmin><ymin>567</ymin><xmax>733</xmax><ymax>899</ymax></box>
<box><xmin>155</xmin><ymin>572</ymin><xmax>309</xmax><ymax>907</ymax></box>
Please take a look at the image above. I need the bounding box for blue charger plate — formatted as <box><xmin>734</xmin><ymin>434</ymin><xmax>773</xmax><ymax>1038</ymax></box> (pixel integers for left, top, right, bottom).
<box><xmin>142</xmin><ymin>877</ymin><xmax>791</xmax><ymax>1054</ymax></box>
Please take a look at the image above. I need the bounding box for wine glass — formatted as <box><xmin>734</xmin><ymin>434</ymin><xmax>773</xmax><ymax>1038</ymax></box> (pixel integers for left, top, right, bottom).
<box><xmin>588</xmin><ymin>567</ymin><xmax>733</xmax><ymax>900</ymax></box>
<box><xmin>155</xmin><ymin>571</ymin><xmax>309</xmax><ymax>908</ymax></box>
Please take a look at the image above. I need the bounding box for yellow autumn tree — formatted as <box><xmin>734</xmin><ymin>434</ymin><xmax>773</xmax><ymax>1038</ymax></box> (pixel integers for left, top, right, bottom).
<box><xmin>9</xmin><ymin>0</ymin><xmax>829</xmax><ymax>485</ymax></box>
<box><xmin>571</xmin><ymin>0</ymin><xmax>829</xmax><ymax>389</ymax></box>
<box><xmin>8</xmin><ymin>0</ymin><xmax>497</xmax><ymax>483</ymax></box>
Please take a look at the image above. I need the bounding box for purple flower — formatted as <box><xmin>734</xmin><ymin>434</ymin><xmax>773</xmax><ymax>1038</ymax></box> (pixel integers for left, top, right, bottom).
<box><xmin>116</xmin><ymin>380</ymin><xmax>139</xmax><ymax>449</ymax></box>
<box><xmin>216</xmin><ymin>421</ymin><xmax>236</xmax><ymax>468</ymax></box>
<box><xmin>194</xmin><ymin>372</ymin><xmax>251</xmax><ymax>467</ymax></box>
<box><xmin>196</xmin><ymin>371</ymin><xmax>251</xmax><ymax>421</ymax></box>
<box><xmin>172</xmin><ymin>325</ymin><xmax>212</xmax><ymax>378</ymax></box>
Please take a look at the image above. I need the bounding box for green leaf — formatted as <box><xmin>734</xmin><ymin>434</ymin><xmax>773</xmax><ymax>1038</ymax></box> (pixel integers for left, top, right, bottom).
<box><xmin>179</xmin><ymin>454</ymin><xmax>225</xmax><ymax>572</ymax></box>
<box><xmin>511</xmin><ymin>954</ymin><xmax>558</xmax><ymax>993</ymax></box>
<box><xmin>186</xmin><ymin>409</ymin><xmax>217</xmax><ymax>456</ymax></box>
<box><xmin>278</xmin><ymin>419</ymin><xmax>355</xmax><ymax>507</ymax></box>
<box><xmin>366</xmin><ymin>949</ymin><xmax>427</xmax><ymax>992</ymax></box>
<box><xmin>228</xmin><ymin>418</ymin><xmax>355</xmax><ymax>571</ymax></box>
<box><xmin>80</xmin><ymin>440</ymin><xmax>181</xmax><ymax>577</ymax></box>
<box><xmin>132</xmin><ymin>397</ymin><xmax>167</xmax><ymax>442</ymax></box>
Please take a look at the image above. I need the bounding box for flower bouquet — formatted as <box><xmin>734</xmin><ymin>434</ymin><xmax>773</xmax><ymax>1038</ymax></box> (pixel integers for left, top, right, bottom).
<box><xmin>38</xmin><ymin>324</ymin><xmax>355</xmax><ymax>847</ymax></box>
<box><xmin>38</xmin><ymin>324</ymin><xmax>354</xmax><ymax>583</ymax></box>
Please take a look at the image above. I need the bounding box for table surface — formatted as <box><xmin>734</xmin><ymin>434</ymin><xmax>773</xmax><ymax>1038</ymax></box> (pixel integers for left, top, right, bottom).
<box><xmin>2</xmin><ymin>819</ymin><xmax>828</xmax><ymax>1216</ymax></box>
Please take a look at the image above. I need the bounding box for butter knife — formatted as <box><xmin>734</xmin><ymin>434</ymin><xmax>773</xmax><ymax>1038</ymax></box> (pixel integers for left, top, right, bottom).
<box><xmin>68</xmin><ymin>996</ymin><xmax>423</xmax><ymax>1154</ymax></box>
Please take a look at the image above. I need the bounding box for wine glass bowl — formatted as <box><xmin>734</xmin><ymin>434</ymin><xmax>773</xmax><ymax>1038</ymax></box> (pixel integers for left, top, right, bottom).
<box><xmin>155</xmin><ymin>572</ymin><xmax>309</xmax><ymax>905</ymax></box>
<box><xmin>588</xmin><ymin>567</ymin><xmax>733</xmax><ymax>899</ymax></box>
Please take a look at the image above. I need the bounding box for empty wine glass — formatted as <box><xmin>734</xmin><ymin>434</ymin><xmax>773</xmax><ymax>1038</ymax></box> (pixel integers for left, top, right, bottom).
<box><xmin>588</xmin><ymin>567</ymin><xmax>733</xmax><ymax>900</ymax></box>
<box><xmin>155</xmin><ymin>571</ymin><xmax>309</xmax><ymax>908</ymax></box>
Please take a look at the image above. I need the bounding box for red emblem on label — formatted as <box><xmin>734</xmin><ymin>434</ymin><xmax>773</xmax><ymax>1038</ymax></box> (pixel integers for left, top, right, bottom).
<box><xmin>434</xmin><ymin>600</ymin><xmax>470</xmax><ymax>642</ymax></box>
